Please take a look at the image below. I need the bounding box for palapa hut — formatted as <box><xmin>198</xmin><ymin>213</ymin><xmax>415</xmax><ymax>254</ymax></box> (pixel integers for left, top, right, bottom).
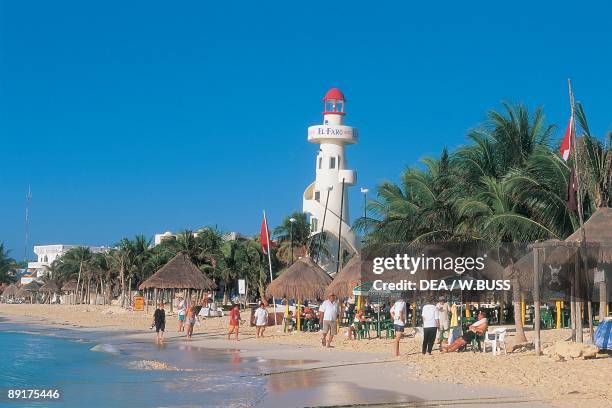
<box><xmin>325</xmin><ymin>254</ymin><xmax>364</xmax><ymax>299</ymax></box>
<box><xmin>139</xmin><ymin>252</ymin><xmax>216</xmax><ymax>312</ymax></box>
<box><xmin>61</xmin><ymin>280</ymin><xmax>78</xmax><ymax>304</ymax></box>
<box><xmin>2</xmin><ymin>283</ymin><xmax>18</xmax><ymax>301</ymax></box>
<box><xmin>39</xmin><ymin>281</ymin><xmax>60</xmax><ymax>304</ymax></box>
<box><xmin>21</xmin><ymin>281</ymin><xmax>42</xmax><ymax>303</ymax></box>
<box><xmin>266</xmin><ymin>256</ymin><xmax>332</xmax><ymax>330</ymax></box>
<box><xmin>267</xmin><ymin>256</ymin><xmax>332</xmax><ymax>301</ymax></box>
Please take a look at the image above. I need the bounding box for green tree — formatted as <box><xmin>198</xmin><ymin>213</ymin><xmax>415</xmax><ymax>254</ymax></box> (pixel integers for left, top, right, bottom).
<box><xmin>0</xmin><ymin>242</ymin><xmax>17</xmax><ymax>284</ymax></box>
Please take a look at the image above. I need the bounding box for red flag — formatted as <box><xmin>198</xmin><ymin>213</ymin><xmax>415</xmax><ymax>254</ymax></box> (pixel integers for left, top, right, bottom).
<box><xmin>260</xmin><ymin>215</ymin><xmax>271</xmax><ymax>254</ymax></box>
<box><xmin>559</xmin><ymin>116</ymin><xmax>573</xmax><ymax>161</ymax></box>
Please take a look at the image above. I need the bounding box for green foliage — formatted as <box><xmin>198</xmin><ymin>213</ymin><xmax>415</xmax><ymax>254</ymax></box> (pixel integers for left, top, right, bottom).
<box><xmin>358</xmin><ymin>102</ymin><xmax>609</xmax><ymax>246</ymax></box>
<box><xmin>0</xmin><ymin>242</ymin><xmax>17</xmax><ymax>284</ymax></box>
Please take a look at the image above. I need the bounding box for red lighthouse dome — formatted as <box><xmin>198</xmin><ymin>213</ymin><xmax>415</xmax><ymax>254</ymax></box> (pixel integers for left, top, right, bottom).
<box><xmin>322</xmin><ymin>88</ymin><xmax>345</xmax><ymax>115</ymax></box>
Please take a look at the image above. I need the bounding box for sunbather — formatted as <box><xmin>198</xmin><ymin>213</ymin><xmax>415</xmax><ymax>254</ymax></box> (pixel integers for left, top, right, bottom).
<box><xmin>441</xmin><ymin>311</ymin><xmax>488</xmax><ymax>352</ymax></box>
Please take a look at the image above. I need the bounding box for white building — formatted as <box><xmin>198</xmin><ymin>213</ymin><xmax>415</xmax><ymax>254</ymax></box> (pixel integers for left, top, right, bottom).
<box><xmin>26</xmin><ymin>244</ymin><xmax>107</xmax><ymax>281</ymax></box>
<box><xmin>303</xmin><ymin>88</ymin><xmax>358</xmax><ymax>272</ymax></box>
<box><xmin>154</xmin><ymin>230</ymin><xmax>243</xmax><ymax>246</ymax></box>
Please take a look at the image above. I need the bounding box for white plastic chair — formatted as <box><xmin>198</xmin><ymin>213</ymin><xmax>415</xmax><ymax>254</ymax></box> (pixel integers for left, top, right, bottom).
<box><xmin>484</xmin><ymin>328</ymin><xmax>507</xmax><ymax>355</ymax></box>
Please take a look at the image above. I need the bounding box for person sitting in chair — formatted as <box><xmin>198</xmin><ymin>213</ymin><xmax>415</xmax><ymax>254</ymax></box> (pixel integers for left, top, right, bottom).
<box><xmin>442</xmin><ymin>311</ymin><xmax>488</xmax><ymax>352</ymax></box>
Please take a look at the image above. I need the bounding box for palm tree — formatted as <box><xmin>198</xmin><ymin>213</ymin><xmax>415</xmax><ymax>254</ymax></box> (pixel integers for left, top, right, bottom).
<box><xmin>274</xmin><ymin>212</ymin><xmax>311</xmax><ymax>265</ymax></box>
<box><xmin>55</xmin><ymin>247</ymin><xmax>93</xmax><ymax>304</ymax></box>
<box><xmin>0</xmin><ymin>242</ymin><xmax>17</xmax><ymax>284</ymax></box>
<box><xmin>574</xmin><ymin>102</ymin><xmax>612</xmax><ymax>209</ymax></box>
<box><xmin>364</xmin><ymin>103</ymin><xmax>567</xmax><ymax>342</ymax></box>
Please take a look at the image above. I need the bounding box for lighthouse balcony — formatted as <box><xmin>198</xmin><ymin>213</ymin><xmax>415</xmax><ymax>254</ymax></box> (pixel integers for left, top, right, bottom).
<box><xmin>307</xmin><ymin>125</ymin><xmax>358</xmax><ymax>144</ymax></box>
<box><xmin>338</xmin><ymin>170</ymin><xmax>356</xmax><ymax>185</ymax></box>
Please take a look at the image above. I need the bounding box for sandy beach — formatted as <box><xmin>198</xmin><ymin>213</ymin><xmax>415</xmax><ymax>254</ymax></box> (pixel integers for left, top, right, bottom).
<box><xmin>1</xmin><ymin>304</ymin><xmax>610</xmax><ymax>408</ymax></box>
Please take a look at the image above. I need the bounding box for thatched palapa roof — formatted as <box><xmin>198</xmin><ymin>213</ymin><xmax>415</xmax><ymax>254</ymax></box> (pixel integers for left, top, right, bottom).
<box><xmin>566</xmin><ymin>207</ymin><xmax>612</xmax><ymax>244</ymax></box>
<box><xmin>22</xmin><ymin>281</ymin><xmax>42</xmax><ymax>291</ymax></box>
<box><xmin>62</xmin><ymin>281</ymin><xmax>78</xmax><ymax>292</ymax></box>
<box><xmin>325</xmin><ymin>254</ymin><xmax>369</xmax><ymax>298</ymax></box>
<box><xmin>267</xmin><ymin>256</ymin><xmax>332</xmax><ymax>300</ymax></box>
<box><xmin>40</xmin><ymin>281</ymin><xmax>59</xmax><ymax>293</ymax></box>
<box><xmin>2</xmin><ymin>283</ymin><xmax>18</xmax><ymax>297</ymax></box>
<box><xmin>139</xmin><ymin>252</ymin><xmax>216</xmax><ymax>290</ymax></box>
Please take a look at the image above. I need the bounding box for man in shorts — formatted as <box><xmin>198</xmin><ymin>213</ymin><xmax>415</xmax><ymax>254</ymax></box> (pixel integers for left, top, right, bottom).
<box><xmin>177</xmin><ymin>296</ymin><xmax>186</xmax><ymax>332</ymax></box>
<box><xmin>319</xmin><ymin>294</ymin><xmax>340</xmax><ymax>348</ymax></box>
<box><xmin>390</xmin><ymin>297</ymin><xmax>407</xmax><ymax>356</ymax></box>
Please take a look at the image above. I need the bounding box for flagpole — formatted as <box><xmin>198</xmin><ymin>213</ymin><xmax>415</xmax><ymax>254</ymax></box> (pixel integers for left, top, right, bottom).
<box><xmin>263</xmin><ymin>210</ymin><xmax>278</xmax><ymax>326</ymax></box>
<box><xmin>567</xmin><ymin>78</ymin><xmax>588</xmax><ymax>343</ymax></box>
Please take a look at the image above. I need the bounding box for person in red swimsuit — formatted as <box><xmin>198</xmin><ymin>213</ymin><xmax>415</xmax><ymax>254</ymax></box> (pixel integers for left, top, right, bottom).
<box><xmin>227</xmin><ymin>304</ymin><xmax>241</xmax><ymax>341</ymax></box>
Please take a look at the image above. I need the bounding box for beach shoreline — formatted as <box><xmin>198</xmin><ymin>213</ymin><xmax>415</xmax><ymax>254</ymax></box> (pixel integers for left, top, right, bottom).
<box><xmin>1</xmin><ymin>304</ymin><xmax>610</xmax><ymax>408</ymax></box>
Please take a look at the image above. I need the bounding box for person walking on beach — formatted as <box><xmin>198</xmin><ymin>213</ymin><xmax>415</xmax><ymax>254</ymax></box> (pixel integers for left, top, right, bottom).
<box><xmin>421</xmin><ymin>297</ymin><xmax>439</xmax><ymax>355</ymax></box>
<box><xmin>253</xmin><ymin>302</ymin><xmax>268</xmax><ymax>338</ymax></box>
<box><xmin>319</xmin><ymin>294</ymin><xmax>340</xmax><ymax>348</ymax></box>
<box><xmin>177</xmin><ymin>295</ymin><xmax>186</xmax><ymax>332</ymax></box>
<box><xmin>436</xmin><ymin>296</ymin><xmax>450</xmax><ymax>347</ymax></box>
<box><xmin>390</xmin><ymin>297</ymin><xmax>407</xmax><ymax>357</ymax></box>
<box><xmin>185</xmin><ymin>304</ymin><xmax>196</xmax><ymax>339</ymax></box>
<box><xmin>228</xmin><ymin>304</ymin><xmax>241</xmax><ymax>341</ymax></box>
<box><xmin>152</xmin><ymin>302</ymin><xmax>166</xmax><ymax>343</ymax></box>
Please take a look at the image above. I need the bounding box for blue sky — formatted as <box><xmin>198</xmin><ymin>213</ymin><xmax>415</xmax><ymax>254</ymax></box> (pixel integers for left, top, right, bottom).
<box><xmin>1</xmin><ymin>1</ymin><xmax>611</xmax><ymax>259</ymax></box>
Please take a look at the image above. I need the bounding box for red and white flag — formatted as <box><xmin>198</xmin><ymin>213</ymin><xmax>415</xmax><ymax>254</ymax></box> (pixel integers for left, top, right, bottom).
<box><xmin>559</xmin><ymin>116</ymin><xmax>573</xmax><ymax>161</ymax></box>
<box><xmin>260</xmin><ymin>213</ymin><xmax>271</xmax><ymax>254</ymax></box>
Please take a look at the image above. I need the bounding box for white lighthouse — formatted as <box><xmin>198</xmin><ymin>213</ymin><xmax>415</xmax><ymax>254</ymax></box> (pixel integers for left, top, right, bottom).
<box><xmin>303</xmin><ymin>88</ymin><xmax>358</xmax><ymax>272</ymax></box>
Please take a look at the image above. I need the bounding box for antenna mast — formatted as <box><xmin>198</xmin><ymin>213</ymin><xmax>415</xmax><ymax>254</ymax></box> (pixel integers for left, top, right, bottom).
<box><xmin>24</xmin><ymin>186</ymin><xmax>32</xmax><ymax>262</ymax></box>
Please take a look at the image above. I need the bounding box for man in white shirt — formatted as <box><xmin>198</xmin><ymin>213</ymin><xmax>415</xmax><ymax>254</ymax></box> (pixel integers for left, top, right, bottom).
<box><xmin>253</xmin><ymin>302</ymin><xmax>269</xmax><ymax>338</ymax></box>
<box><xmin>390</xmin><ymin>297</ymin><xmax>407</xmax><ymax>357</ymax></box>
<box><xmin>177</xmin><ymin>296</ymin><xmax>186</xmax><ymax>333</ymax></box>
<box><xmin>319</xmin><ymin>294</ymin><xmax>340</xmax><ymax>348</ymax></box>
<box><xmin>421</xmin><ymin>297</ymin><xmax>439</xmax><ymax>355</ymax></box>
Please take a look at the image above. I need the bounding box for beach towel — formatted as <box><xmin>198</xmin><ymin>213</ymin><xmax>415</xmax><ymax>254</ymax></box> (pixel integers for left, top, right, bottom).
<box><xmin>594</xmin><ymin>318</ymin><xmax>612</xmax><ymax>350</ymax></box>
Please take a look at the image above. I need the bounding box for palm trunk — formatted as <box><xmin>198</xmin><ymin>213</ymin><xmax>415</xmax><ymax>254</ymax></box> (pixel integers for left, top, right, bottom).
<box><xmin>512</xmin><ymin>279</ymin><xmax>527</xmax><ymax>343</ymax></box>
<box><xmin>75</xmin><ymin>261</ymin><xmax>83</xmax><ymax>305</ymax></box>
<box><xmin>120</xmin><ymin>259</ymin><xmax>126</xmax><ymax>308</ymax></box>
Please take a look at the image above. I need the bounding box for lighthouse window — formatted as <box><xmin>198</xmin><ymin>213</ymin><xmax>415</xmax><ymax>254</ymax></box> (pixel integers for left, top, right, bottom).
<box><xmin>314</xmin><ymin>191</ymin><xmax>320</xmax><ymax>202</ymax></box>
<box><xmin>329</xmin><ymin>157</ymin><xmax>336</xmax><ymax>169</ymax></box>
<box><xmin>318</xmin><ymin>157</ymin><xmax>322</xmax><ymax>169</ymax></box>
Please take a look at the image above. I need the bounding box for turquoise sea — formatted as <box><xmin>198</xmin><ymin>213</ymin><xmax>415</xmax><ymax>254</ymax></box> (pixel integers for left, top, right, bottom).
<box><xmin>0</xmin><ymin>320</ymin><xmax>268</xmax><ymax>407</ymax></box>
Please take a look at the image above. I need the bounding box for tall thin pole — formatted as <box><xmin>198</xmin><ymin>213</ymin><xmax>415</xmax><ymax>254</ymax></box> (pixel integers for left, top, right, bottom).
<box><xmin>24</xmin><ymin>186</ymin><xmax>32</xmax><ymax>262</ymax></box>
<box><xmin>568</xmin><ymin>79</ymin><xmax>589</xmax><ymax>343</ymax></box>
<box><xmin>336</xmin><ymin>178</ymin><xmax>346</xmax><ymax>274</ymax></box>
<box><xmin>316</xmin><ymin>187</ymin><xmax>332</xmax><ymax>263</ymax></box>
<box><xmin>361</xmin><ymin>188</ymin><xmax>369</xmax><ymax>244</ymax></box>
<box><xmin>263</xmin><ymin>211</ymin><xmax>278</xmax><ymax>326</ymax></box>
<box><xmin>290</xmin><ymin>220</ymin><xmax>294</xmax><ymax>264</ymax></box>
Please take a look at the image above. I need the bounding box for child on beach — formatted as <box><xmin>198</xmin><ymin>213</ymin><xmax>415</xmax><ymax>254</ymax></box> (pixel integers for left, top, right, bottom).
<box><xmin>152</xmin><ymin>303</ymin><xmax>166</xmax><ymax>343</ymax></box>
<box><xmin>253</xmin><ymin>302</ymin><xmax>268</xmax><ymax>338</ymax></box>
<box><xmin>228</xmin><ymin>304</ymin><xmax>241</xmax><ymax>341</ymax></box>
